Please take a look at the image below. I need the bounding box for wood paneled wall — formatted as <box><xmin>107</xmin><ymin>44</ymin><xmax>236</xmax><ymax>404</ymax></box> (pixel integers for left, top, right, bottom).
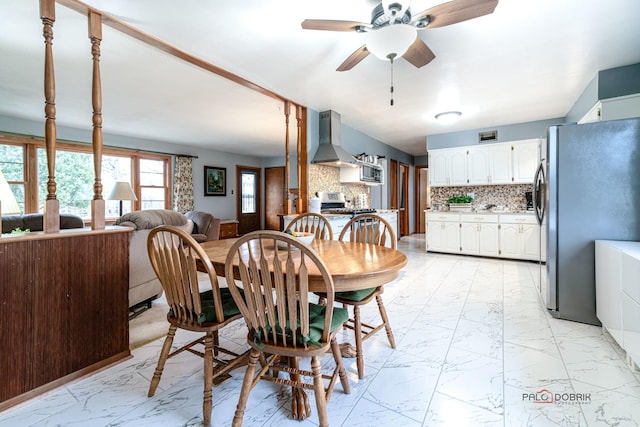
<box><xmin>0</xmin><ymin>229</ymin><xmax>131</xmax><ymax>409</ymax></box>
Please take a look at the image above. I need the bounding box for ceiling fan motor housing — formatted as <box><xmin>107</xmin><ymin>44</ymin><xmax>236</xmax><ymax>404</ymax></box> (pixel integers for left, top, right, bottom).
<box><xmin>371</xmin><ymin>2</ymin><xmax>412</xmax><ymax>27</ymax></box>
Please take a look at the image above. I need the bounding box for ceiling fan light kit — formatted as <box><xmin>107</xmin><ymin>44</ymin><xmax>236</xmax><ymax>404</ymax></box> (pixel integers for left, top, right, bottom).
<box><xmin>366</xmin><ymin>24</ymin><xmax>417</xmax><ymax>60</ymax></box>
<box><xmin>435</xmin><ymin>111</ymin><xmax>462</xmax><ymax>124</ymax></box>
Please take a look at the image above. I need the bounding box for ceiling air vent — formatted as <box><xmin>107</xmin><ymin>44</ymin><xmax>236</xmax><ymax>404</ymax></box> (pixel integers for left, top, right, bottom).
<box><xmin>479</xmin><ymin>130</ymin><xmax>498</xmax><ymax>143</ymax></box>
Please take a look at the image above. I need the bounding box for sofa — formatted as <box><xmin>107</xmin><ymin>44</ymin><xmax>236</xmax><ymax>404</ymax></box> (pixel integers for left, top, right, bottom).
<box><xmin>115</xmin><ymin>209</ymin><xmax>220</xmax><ymax>308</ymax></box>
<box><xmin>1</xmin><ymin>213</ymin><xmax>85</xmax><ymax>233</ymax></box>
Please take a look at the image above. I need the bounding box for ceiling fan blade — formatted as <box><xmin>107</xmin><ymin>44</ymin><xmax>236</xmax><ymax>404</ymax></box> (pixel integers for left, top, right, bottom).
<box><xmin>301</xmin><ymin>19</ymin><xmax>370</xmax><ymax>32</ymax></box>
<box><xmin>413</xmin><ymin>0</ymin><xmax>498</xmax><ymax>29</ymax></box>
<box><xmin>403</xmin><ymin>38</ymin><xmax>436</xmax><ymax>68</ymax></box>
<box><xmin>336</xmin><ymin>45</ymin><xmax>370</xmax><ymax>71</ymax></box>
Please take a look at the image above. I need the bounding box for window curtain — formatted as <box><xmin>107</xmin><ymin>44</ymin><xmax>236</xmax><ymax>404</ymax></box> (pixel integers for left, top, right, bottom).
<box><xmin>173</xmin><ymin>156</ymin><xmax>194</xmax><ymax>212</ymax></box>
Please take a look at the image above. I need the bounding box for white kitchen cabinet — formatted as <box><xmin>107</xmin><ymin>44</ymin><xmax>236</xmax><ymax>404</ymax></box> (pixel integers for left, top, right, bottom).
<box><xmin>595</xmin><ymin>240</ymin><xmax>640</xmax><ymax>370</ymax></box>
<box><xmin>429</xmin><ymin>139</ymin><xmax>539</xmax><ymax>187</ymax></box>
<box><xmin>427</xmin><ymin>212</ymin><xmax>460</xmax><ymax>254</ymax></box>
<box><xmin>428</xmin><ymin>148</ymin><xmax>467</xmax><ymax>186</ymax></box>
<box><xmin>579</xmin><ymin>94</ymin><xmax>640</xmax><ymax>124</ymax></box>
<box><xmin>498</xmin><ymin>214</ymin><xmax>540</xmax><ymax>261</ymax></box>
<box><xmin>460</xmin><ymin>214</ymin><xmax>499</xmax><ymax>256</ymax></box>
<box><xmin>510</xmin><ymin>139</ymin><xmax>540</xmax><ymax>184</ymax></box>
<box><xmin>376</xmin><ymin>210</ymin><xmax>399</xmax><ymax>242</ymax></box>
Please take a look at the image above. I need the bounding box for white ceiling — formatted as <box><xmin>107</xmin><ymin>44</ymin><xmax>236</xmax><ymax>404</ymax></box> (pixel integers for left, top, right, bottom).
<box><xmin>1</xmin><ymin>0</ymin><xmax>640</xmax><ymax>157</ymax></box>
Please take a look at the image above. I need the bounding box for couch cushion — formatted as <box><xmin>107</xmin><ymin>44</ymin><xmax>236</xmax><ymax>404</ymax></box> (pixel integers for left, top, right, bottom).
<box><xmin>1</xmin><ymin>213</ymin><xmax>84</xmax><ymax>233</ymax></box>
<box><xmin>115</xmin><ymin>209</ymin><xmax>186</xmax><ymax>230</ymax></box>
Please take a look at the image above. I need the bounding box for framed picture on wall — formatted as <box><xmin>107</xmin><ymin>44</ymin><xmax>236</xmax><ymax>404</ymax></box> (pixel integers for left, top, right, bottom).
<box><xmin>204</xmin><ymin>166</ymin><xmax>226</xmax><ymax>196</ymax></box>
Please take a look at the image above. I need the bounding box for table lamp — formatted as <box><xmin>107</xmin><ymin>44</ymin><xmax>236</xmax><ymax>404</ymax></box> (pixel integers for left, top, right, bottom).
<box><xmin>0</xmin><ymin>169</ymin><xmax>21</xmax><ymax>217</ymax></box>
<box><xmin>108</xmin><ymin>181</ymin><xmax>137</xmax><ymax>217</ymax></box>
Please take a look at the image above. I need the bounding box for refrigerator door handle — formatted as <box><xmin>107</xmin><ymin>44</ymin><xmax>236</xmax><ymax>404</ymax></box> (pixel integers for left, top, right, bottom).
<box><xmin>533</xmin><ymin>162</ymin><xmax>546</xmax><ymax>226</ymax></box>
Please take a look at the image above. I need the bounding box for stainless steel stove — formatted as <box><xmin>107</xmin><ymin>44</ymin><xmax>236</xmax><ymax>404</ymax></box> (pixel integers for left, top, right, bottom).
<box><xmin>317</xmin><ymin>192</ymin><xmax>376</xmax><ymax>217</ymax></box>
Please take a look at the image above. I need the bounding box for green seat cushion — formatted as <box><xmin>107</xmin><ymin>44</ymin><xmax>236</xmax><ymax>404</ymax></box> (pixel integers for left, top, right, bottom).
<box><xmin>335</xmin><ymin>287</ymin><xmax>377</xmax><ymax>302</ymax></box>
<box><xmin>198</xmin><ymin>288</ymin><xmax>243</xmax><ymax>323</ymax></box>
<box><xmin>168</xmin><ymin>287</ymin><xmax>242</xmax><ymax>324</ymax></box>
<box><xmin>254</xmin><ymin>302</ymin><xmax>348</xmax><ymax>349</ymax></box>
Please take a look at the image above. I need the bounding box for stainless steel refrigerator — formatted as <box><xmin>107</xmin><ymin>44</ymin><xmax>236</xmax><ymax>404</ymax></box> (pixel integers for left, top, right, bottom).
<box><xmin>534</xmin><ymin>118</ymin><xmax>640</xmax><ymax>325</ymax></box>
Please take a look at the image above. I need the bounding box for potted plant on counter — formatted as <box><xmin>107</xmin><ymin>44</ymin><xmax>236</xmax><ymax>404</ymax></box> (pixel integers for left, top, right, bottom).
<box><xmin>447</xmin><ymin>195</ymin><xmax>474</xmax><ymax>212</ymax></box>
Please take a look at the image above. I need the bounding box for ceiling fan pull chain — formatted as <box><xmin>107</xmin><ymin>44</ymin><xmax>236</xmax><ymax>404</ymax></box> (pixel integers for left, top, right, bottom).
<box><xmin>388</xmin><ymin>53</ymin><xmax>396</xmax><ymax>106</ymax></box>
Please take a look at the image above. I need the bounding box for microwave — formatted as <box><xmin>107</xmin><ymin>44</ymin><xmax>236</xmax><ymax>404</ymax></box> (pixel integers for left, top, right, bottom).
<box><xmin>340</xmin><ymin>162</ymin><xmax>384</xmax><ymax>185</ymax></box>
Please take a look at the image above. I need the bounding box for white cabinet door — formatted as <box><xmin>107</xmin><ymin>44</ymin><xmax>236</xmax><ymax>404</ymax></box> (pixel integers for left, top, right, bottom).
<box><xmin>448</xmin><ymin>148</ymin><xmax>468</xmax><ymax>186</ymax></box>
<box><xmin>522</xmin><ymin>224</ymin><xmax>540</xmax><ymax>260</ymax></box>
<box><xmin>511</xmin><ymin>140</ymin><xmax>539</xmax><ymax>184</ymax></box>
<box><xmin>460</xmin><ymin>222</ymin><xmax>480</xmax><ymax>254</ymax></box>
<box><xmin>429</xmin><ymin>150</ymin><xmax>449</xmax><ymax>186</ymax></box>
<box><xmin>479</xmin><ymin>223</ymin><xmax>499</xmax><ymax>256</ymax></box>
<box><xmin>467</xmin><ymin>146</ymin><xmax>490</xmax><ymax>185</ymax></box>
<box><xmin>444</xmin><ymin>222</ymin><xmax>461</xmax><ymax>253</ymax></box>
<box><xmin>488</xmin><ymin>144</ymin><xmax>512</xmax><ymax>184</ymax></box>
<box><xmin>499</xmin><ymin>223</ymin><xmax>520</xmax><ymax>259</ymax></box>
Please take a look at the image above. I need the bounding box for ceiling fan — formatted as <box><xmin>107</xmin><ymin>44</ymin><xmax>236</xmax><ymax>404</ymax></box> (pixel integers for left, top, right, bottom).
<box><xmin>301</xmin><ymin>0</ymin><xmax>499</xmax><ymax>72</ymax></box>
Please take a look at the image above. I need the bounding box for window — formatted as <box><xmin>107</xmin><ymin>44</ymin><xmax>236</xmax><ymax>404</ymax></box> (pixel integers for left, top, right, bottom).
<box><xmin>1</xmin><ymin>135</ymin><xmax>170</xmax><ymax>220</ymax></box>
<box><xmin>0</xmin><ymin>143</ymin><xmax>25</xmax><ymax>214</ymax></box>
<box><xmin>241</xmin><ymin>171</ymin><xmax>257</xmax><ymax>214</ymax></box>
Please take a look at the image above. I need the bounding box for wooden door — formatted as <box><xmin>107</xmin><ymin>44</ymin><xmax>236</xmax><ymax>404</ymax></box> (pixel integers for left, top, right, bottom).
<box><xmin>265</xmin><ymin>167</ymin><xmax>285</xmax><ymax>230</ymax></box>
<box><xmin>389</xmin><ymin>159</ymin><xmax>398</xmax><ymax>210</ymax></box>
<box><xmin>399</xmin><ymin>162</ymin><xmax>410</xmax><ymax>237</ymax></box>
<box><xmin>415</xmin><ymin>165</ymin><xmax>429</xmax><ymax>233</ymax></box>
<box><xmin>236</xmin><ymin>165</ymin><xmax>262</xmax><ymax>235</ymax></box>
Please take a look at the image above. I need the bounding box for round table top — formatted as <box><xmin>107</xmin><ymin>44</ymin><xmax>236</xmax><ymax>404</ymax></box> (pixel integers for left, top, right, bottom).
<box><xmin>200</xmin><ymin>237</ymin><xmax>408</xmax><ymax>292</ymax></box>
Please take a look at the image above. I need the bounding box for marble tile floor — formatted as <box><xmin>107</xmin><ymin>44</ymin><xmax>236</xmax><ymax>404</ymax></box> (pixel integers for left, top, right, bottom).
<box><xmin>2</xmin><ymin>234</ymin><xmax>640</xmax><ymax>427</ymax></box>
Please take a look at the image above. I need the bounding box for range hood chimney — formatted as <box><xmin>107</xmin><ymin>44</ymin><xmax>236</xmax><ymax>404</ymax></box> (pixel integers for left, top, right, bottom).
<box><xmin>312</xmin><ymin>110</ymin><xmax>358</xmax><ymax>167</ymax></box>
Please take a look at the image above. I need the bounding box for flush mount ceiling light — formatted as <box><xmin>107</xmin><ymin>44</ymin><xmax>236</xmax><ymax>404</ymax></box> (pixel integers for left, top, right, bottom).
<box><xmin>435</xmin><ymin>111</ymin><xmax>462</xmax><ymax>124</ymax></box>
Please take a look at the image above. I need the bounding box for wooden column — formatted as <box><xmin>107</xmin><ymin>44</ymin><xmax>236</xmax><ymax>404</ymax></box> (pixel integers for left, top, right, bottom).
<box><xmin>40</xmin><ymin>0</ymin><xmax>60</xmax><ymax>232</ymax></box>
<box><xmin>89</xmin><ymin>11</ymin><xmax>105</xmax><ymax>229</ymax></box>
<box><xmin>283</xmin><ymin>101</ymin><xmax>291</xmax><ymax>215</ymax></box>
<box><xmin>296</xmin><ymin>105</ymin><xmax>308</xmax><ymax>213</ymax></box>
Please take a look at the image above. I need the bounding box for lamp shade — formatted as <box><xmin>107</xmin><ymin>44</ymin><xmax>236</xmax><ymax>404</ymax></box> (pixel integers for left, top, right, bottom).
<box><xmin>366</xmin><ymin>24</ymin><xmax>417</xmax><ymax>60</ymax></box>
<box><xmin>107</xmin><ymin>181</ymin><xmax>138</xmax><ymax>201</ymax></box>
<box><xmin>0</xmin><ymin>169</ymin><xmax>21</xmax><ymax>215</ymax></box>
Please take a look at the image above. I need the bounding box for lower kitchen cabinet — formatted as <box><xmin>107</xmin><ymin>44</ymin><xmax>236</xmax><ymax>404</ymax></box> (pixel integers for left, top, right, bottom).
<box><xmin>498</xmin><ymin>214</ymin><xmax>540</xmax><ymax>261</ymax></box>
<box><xmin>460</xmin><ymin>214</ymin><xmax>499</xmax><ymax>256</ymax></box>
<box><xmin>426</xmin><ymin>212</ymin><xmax>460</xmax><ymax>254</ymax></box>
<box><xmin>596</xmin><ymin>240</ymin><xmax>640</xmax><ymax>370</ymax></box>
<box><xmin>427</xmin><ymin>211</ymin><xmax>543</xmax><ymax>262</ymax></box>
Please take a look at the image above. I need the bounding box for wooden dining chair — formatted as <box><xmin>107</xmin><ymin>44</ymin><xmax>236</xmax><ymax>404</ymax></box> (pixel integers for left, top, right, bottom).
<box><xmin>146</xmin><ymin>225</ymin><xmax>248</xmax><ymax>427</ymax></box>
<box><xmin>336</xmin><ymin>213</ymin><xmax>397</xmax><ymax>378</ymax></box>
<box><xmin>285</xmin><ymin>212</ymin><xmax>333</xmax><ymax>240</ymax></box>
<box><xmin>225</xmin><ymin>230</ymin><xmax>350</xmax><ymax>427</ymax></box>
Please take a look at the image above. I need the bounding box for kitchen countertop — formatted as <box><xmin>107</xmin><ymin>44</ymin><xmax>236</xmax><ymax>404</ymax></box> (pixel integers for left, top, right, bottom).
<box><xmin>426</xmin><ymin>209</ymin><xmax>535</xmax><ymax>215</ymax></box>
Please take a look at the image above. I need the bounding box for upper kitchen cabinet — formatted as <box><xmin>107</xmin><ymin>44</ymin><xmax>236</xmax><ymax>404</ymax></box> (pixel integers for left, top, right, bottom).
<box><xmin>510</xmin><ymin>139</ymin><xmax>540</xmax><ymax>184</ymax></box>
<box><xmin>429</xmin><ymin>139</ymin><xmax>540</xmax><ymax>187</ymax></box>
<box><xmin>467</xmin><ymin>144</ymin><xmax>512</xmax><ymax>185</ymax></box>
<box><xmin>579</xmin><ymin>94</ymin><xmax>640</xmax><ymax>124</ymax></box>
<box><xmin>429</xmin><ymin>148</ymin><xmax>467</xmax><ymax>186</ymax></box>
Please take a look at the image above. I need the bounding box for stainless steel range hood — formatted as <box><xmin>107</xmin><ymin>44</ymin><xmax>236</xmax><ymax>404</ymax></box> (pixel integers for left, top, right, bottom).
<box><xmin>312</xmin><ymin>110</ymin><xmax>358</xmax><ymax>167</ymax></box>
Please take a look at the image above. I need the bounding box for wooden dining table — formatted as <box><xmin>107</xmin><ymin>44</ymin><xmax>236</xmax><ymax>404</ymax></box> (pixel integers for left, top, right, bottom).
<box><xmin>199</xmin><ymin>236</ymin><xmax>408</xmax><ymax>420</ymax></box>
<box><xmin>200</xmin><ymin>237</ymin><xmax>408</xmax><ymax>292</ymax></box>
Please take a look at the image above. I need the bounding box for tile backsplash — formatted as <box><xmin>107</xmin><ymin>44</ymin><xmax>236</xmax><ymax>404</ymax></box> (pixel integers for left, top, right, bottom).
<box><xmin>431</xmin><ymin>184</ymin><xmax>533</xmax><ymax>210</ymax></box>
<box><xmin>308</xmin><ymin>164</ymin><xmax>370</xmax><ymax>208</ymax></box>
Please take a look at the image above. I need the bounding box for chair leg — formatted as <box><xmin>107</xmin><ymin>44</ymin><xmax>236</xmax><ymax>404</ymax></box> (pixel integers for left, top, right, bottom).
<box><xmin>311</xmin><ymin>355</ymin><xmax>329</xmax><ymax>427</ymax></box>
<box><xmin>330</xmin><ymin>337</ymin><xmax>350</xmax><ymax>395</ymax></box>
<box><xmin>203</xmin><ymin>333</ymin><xmax>214</xmax><ymax>427</ymax></box>
<box><xmin>232</xmin><ymin>348</ymin><xmax>261</xmax><ymax>427</ymax></box>
<box><xmin>353</xmin><ymin>305</ymin><xmax>365</xmax><ymax>379</ymax></box>
<box><xmin>213</xmin><ymin>330</ymin><xmax>219</xmax><ymax>356</ymax></box>
<box><xmin>148</xmin><ymin>325</ymin><xmax>177</xmax><ymax>397</ymax></box>
<box><xmin>376</xmin><ymin>295</ymin><xmax>396</xmax><ymax>349</ymax></box>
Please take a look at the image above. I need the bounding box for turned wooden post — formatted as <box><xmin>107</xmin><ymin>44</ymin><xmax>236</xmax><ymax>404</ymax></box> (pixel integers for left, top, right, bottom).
<box><xmin>296</xmin><ymin>105</ymin><xmax>308</xmax><ymax>213</ymax></box>
<box><xmin>40</xmin><ymin>0</ymin><xmax>60</xmax><ymax>232</ymax></box>
<box><xmin>89</xmin><ymin>11</ymin><xmax>105</xmax><ymax>229</ymax></box>
<box><xmin>283</xmin><ymin>100</ymin><xmax>291</xmax><ymax>215</ymax></box>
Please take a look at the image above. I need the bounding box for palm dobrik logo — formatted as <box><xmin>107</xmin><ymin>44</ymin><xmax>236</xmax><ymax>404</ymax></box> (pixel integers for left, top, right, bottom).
<box><xmin>522</xmin><ymin>389</ymin><xmax>591</xmax><ymax>405</ymax></box>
